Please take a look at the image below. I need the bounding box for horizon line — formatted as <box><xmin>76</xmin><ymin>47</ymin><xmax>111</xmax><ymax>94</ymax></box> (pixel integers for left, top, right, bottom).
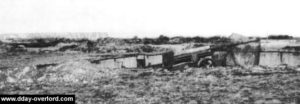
<box><xmin>0</xmin><ymin>32</ymin><xmax>297</xmax><ymax>40</ymax></box>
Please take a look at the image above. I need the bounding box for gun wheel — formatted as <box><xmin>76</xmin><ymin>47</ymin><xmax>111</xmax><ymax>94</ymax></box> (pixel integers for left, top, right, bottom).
<box><xmin>197</xmin><ymin>58</ymin><xmax>214</xmax><ymax>68</ymax></box>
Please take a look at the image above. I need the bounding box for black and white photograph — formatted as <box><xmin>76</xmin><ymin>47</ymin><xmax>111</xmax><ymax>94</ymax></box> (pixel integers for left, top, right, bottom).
<box><xmin>0</xmin><ymin>0</ymin><xmax>300</xmax><ymax>104</ymax></box>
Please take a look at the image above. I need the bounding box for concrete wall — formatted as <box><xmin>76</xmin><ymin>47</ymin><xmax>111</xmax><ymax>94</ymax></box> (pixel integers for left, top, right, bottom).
<box><xmin>259</xmin><ymin>52</ymin><xmax>300</xmax><ymax>67</ymax></box>
<box><xmin>259</xmin><ymin>39</ymin><xmax>300</xmax><ymax>67</ymax></box>
<box><xmin>224</xmin><ymin>42</ymin><xmax>260</xmax><ymax>67</ymax></box>
<box><xmin>259</xmin><ymin>52</ymin><xmax>282</xmax><ymax>67</ymax></box>
<box><xmin>222</xmin><ymin>39</ymin><xmax>300</xmax><ymax>67</ymax></box>
<box><xmin>98</xmin><ymin>59</ymin><xmax>122</xmax><ymax>69</ymax></box>
<box><xmin>226</xmin><ymin>51</ymin><xmax>258</xmax><ymax>67</ymax></box>
<box><xmin>119</xmin><ymin>57</ymin><xmax>138</xmax><ymax>68</ymax></box>
<box><xmin>282</xmin><ymin>53</ymin><xmax>300</xmax><ymax>66</ymax></box>
<box><xmin>145</xmin><ymin>55</ymin><xmax>163</xmax><ymax>66</ymax></box>
<box><xmin>94</xmin><ymin>53</ymin><xmax>165</xmax><ymax>69</ymax></box>
<box><xmin>96</xmin><ymin>56</ymin><xmax>138</xmax><ymax>69</ymax></box>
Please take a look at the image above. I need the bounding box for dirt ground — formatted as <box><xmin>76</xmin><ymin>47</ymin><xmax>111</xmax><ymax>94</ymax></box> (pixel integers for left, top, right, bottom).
<box><xmin>0</xmin><ymin>53</ymin><xmax>299</xmax><ymax>104</ymax></box>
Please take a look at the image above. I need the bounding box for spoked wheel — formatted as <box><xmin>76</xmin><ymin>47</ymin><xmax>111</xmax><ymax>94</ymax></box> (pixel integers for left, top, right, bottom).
<box><xmin>197</xmin><ymin>58</ymin><xmax>214</xmax><ymax>68</ymax></box>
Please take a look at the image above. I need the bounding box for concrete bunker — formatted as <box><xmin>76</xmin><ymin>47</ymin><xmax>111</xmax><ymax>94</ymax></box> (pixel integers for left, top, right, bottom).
<box><xmin>90</xmin><ymin>39</ymin><xmax>300</xmax><ymax>70</ymax></box>
<box><xmin>213</xmin><ymin>39</ymin><xmax>300</xmax><ymax>67</ymax></box>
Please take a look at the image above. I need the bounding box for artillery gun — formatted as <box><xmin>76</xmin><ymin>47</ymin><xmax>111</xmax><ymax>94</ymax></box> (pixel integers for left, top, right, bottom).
<box><xmin>172</xmin><ymin>40</ymin><xmax>259</xmax><ymax>69</ymax></box>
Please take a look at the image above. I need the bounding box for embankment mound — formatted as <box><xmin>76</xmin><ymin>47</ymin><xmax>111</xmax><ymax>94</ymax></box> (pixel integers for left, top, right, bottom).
<box><xmin>0</xmin><ymin>60</ymin><xmax>120</xmax><ymax>84</ymax></box>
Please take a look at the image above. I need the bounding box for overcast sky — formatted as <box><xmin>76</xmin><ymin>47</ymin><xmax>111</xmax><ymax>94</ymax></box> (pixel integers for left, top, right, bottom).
<box><xmin>1</xmin><ymin>0</ymin><xmax>300</xmax><ymax>38</ymax></box>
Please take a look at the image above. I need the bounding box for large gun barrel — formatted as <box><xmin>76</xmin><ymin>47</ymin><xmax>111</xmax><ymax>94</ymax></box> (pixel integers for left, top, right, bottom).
<box><xmin>210</xmin><ymin>39</ymin><xmax>260</xmax><ymax>51</ymax></box>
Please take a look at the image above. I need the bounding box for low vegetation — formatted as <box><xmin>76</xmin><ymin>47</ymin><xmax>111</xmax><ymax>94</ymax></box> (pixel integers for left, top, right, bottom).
<box><xmin>0</xmin><ymin>65</ymin><xmax>299</xmax><ymax>104</ymax></box>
